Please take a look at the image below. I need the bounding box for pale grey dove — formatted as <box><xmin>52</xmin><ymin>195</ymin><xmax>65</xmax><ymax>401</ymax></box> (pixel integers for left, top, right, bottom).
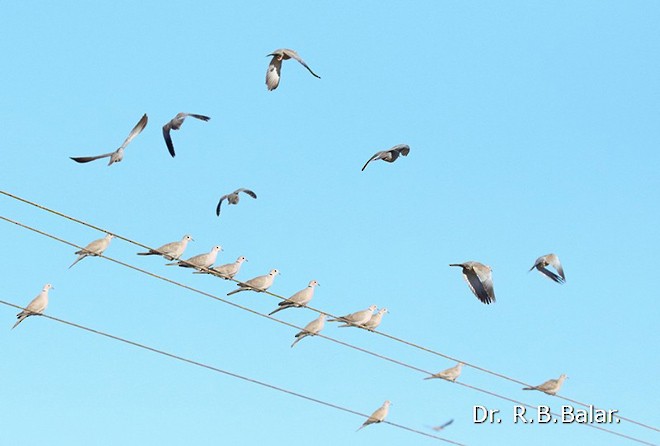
<box><xmin>266</xmin><ymin>48</ymin><xmax>321</xmax><ymax>91</ymax></box>
<box><xmin>194</xmin><ymin>256</ymin><xmax>247</xmax><ymax>279</ymax></box>
<box><xmin>523</xmin><ymin>374</ymin><xmax>568</xmax><ymax>395</ymax></box>
<box><xmin>166</xmin><ymin>245</ymin><xmax>222</xmax><ymax>269</ymax></box>
<box><xmin>449</xmin><ymin>261</ymin><xmax>495</xmax><ymax>304</ymax></box>
<box><xmin>362</xmin><ymin>307</ymin><xmax>388</xmax><ymax>331</ymax></box>
<box><xmin>227</xmin><ymin>269</ymin><xmax>280</xmax><ymax>296</ymax></box>
<box><xmin>216</xmin><ymin>189</ymin><xmax>257</xmax><ymax>216</ymax></box>
<box><xmin>291</xmin><ymin>313</ymin><xmax>326</xmax><ymax>348</ymax></box>
<box><xmin>137</xmin><ymin>235</ymin><xmax>193</xmax><ymax>261</ymax></box>
<box><xmin>162</xmin><ymin>112</ymin><xmax>210</xmax><ymax>157</ymax></box>
<box><xmin>69</xmin><ymin>233</ymin><xmax>114</xmax><ymax>269</ymax></box>
<box><xmin>357</xmin><ymin>400</ymin><xmax>391</xmax><ymax>431</ymax></box>
<box><xmin>530</xmin><ymin>253</ymin><xmax>565</xmax><ymax>284</ymax></box>
<box><xmin>269</xmin><ymin>280</ymin><xmax>319</xmax><ymax>316</ymax></box>
<box><xmin>361</xmin><ymin>144</ymin><xmax>410</xmax><ymax>171</ymax></box>
<box><xmin>424</xmin><ymin>362</ymin><xmax>464</xmax><ymax>382</ymax></box>
<box><xmin>329</xmin><ymin>305</ymin><xmax>377</xmax><ymax>327</ymax></box>
<box><xmin>12</xmin><ymin>284</ymin><xmax>54</xmax><ymax>330</ymax></box>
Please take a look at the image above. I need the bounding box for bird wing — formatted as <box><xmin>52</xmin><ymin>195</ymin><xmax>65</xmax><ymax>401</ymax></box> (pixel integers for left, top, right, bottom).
<box><xmin>393</xmin><ymin>144</ymin><xmax>410</xmax><ymax>156</ymax></box>
<box><xmin>474</xmin><ymin>265</ymin><xmax>496</xmax><ymax>303</ymax></box>
<box><xmin>361</xmin><ymin>151</ymin><xmax>385</xmax><ymax>171</ymax></box>
<box><xmin>547</xmin><ymin>254</ymin><xmax>565</xmax><ymax>281</ymax></box>
<box><xmin>463</xmin><ymin>269</ymin><xmax>495</xmax><ymax>304</ymax></box>
<box><xmin>266</xmin><ymin>56</ymin><xmax>282</xmax><ymax>91</ymax></box>
<box><xmin>537</xmin><ymin>265</ymin><xmax>565</xmax><ymax>283</ymax></box>
<box><xmin>119</xmin><ymin>113</ymin><xmax>148</xmax><ymax>149</ymax></box>
<box><xmin>188</xmin><ymin>114</ymin><xmax>211</xmax><ymax>122</ymax></box>
<box><xmin>236</xmin><ymin>188</ymin><xmax>257</xmax><ymax>199</ymax></box>
<box><xmin>216</xmin><ymin>195</ymin><xmax>229</xmax><ymax>216</ymax></box>
<box><xmin>162</xmin><ymin>121</ymin><xmax>176</xmax><ymax>157</ymax></box>
<box><xmin>70</xmin><ymin>152</ymin><xmax>114</xmax><ymax>163</ymax></box>
<box><xmin>283</xmin><ymin>49</ymin><xmax>321</xmax><ymax>79</ymax></box>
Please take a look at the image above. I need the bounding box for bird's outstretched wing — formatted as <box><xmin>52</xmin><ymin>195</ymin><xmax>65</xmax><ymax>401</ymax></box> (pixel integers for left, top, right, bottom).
<box><xmin>361</xmin><ymin>151</ymin><xmax>385</xmax><ymax>171</ymax></box>
<box><xmin>237</xmin><ymin>188</ymin><xmax>257</xmax><ymax>199</ymax></box>
<box><xmin>70</xmin><ymin>152</ymin><xmax>114</xmax><ymax>163</ymax></box>
<box><xmin>120</xmin><ymin>113</ymin><xmax>148</xmax><ymax>149</ymax></box>
<box><xmin>216</xmin><ymin>195</ymin><xmax>229</xmax><ymax>216</ymax></box>
<box><xmin>282</xmin><ymin>49</ymin><xmax>321</xmax><ymax>79</ymax></box>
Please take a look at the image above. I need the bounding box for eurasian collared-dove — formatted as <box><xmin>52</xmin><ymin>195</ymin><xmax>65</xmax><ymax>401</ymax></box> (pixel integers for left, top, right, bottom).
<box><xmin>227</xmin><ymin>269</ymin><xmax>279</xmax><ymax>296</ymax></box>
<box><xmin>194</xmin><ymin>256</ymin><xmax>247</xmax><ymax>279</ymax></box>
<box><xmin>449</xmin><ymin>261</ymin><xmax>495</xmax><ymax>304</ymax></box>
<box><xmin>269</xmin><ymin>280</ymin><xmax>319</xmax><ymax>315</ymax></box>
<box><xmin>162</xmin><ymin>112</ymin><xmax>210</xmax><ymax>157</ymax></box>
<box><xmin>361</xmin><ymin>144</ymin><xmax>410</xmax><ymax>171</ymax></box>
<box><xmin>523</xmin><ymin>374</ymin><xmax>568</xmax><ymax>395</ymax></box>
<box><xmin>291</xmin><ymin>313</ymin><xmax>326</xmax><ymax>348</ymax></box>
<box><xmin>216</xmin><ymin>189</ymin><xmax>257</xmax><ymax>216</ymax></box>
<box><xmin>70</xmin><ymin>114</ymin><xmax>148</xmax><ymax>166</ymax></box>
<box><xmin>266</xmin><ymin>48</ymin><xmax>321</xmax><ymax>91</ymax></box>
<box><xmin>424</xmin><ymin>363</ymin><xmax>464</xmax><ymax>382</ymax></box>
<box><xmin>329</xmin><ymin>305</ymin><xmax>377</xmax><ymax>327</ymax></box>
<box><xmin>166</xmin><ymin>246</ymin><xmax>222</xmax><ymax>269</ymax></box>
<box><xmin>357</xmin><ymin>400</ymin><xmax>391</xmax><ymax>431</ymax></box>
<box><xmin>530</xmin><ymin>253</ymin><xmax>565</xmax><ymax>284</ymax></box>
<box><xmin>362</xmin><ymin>308</ymin><xmax>388</xmax><ymax>331</ymax></box>
<box><xmin>12</xmin><ymin>284</ymin><xmax>54</xmax><ymax>330</ymax></box>
<box><xmin>427</xmin><ymin>419</ymin><xmax>454</xmax><ymax>431</ymax></box>
<box><xmin>137</xmin><ymin>235</ymin><xmax>193</xmax><ymax>261</ymax></box>
<box><xmin>69</xmin><ymin>233</ymin><xmax>114</xmax><ymax>269</ymax></box>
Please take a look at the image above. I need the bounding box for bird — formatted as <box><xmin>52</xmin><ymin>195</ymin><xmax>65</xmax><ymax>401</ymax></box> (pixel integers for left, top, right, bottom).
<box><xmin>329</xmin><ymin>305</ymin><xmax>377</xmax><ymax>327</ymax></box>
<box><xmin>530</xmin><ymin>253</ymin><xmax>566</xmax><ymax>284</ymax></box>
<box><xmin>361</xmin><ymin>144</ymin><xmax>410</xmax><ymax>171</ymax></box>
<box><xmin>424</xmin><ymin>362</ymin><xmax>464</xmax><ymax>382</ymax></box>
<box><xmin>166</xmin><ymin>246</ymin><xmax>222</xmax><ymax>269</ymax></box>
<box><xmin>227</xmin><ymin>269</ymin><xmax>280</xmax><ymax>296</ymax></box>
<box><xmin>162</xmin><ymin>112</ymin><xmax>210</xmax><ymax>157</ymax></box>
<box><xmin>269</xmin><ymin>280</ymin><xmax>319</xmax><ymax>315</ymax></box>
<box><xmin>449</xmin><ymin>261</ymin><xmax>496</xmax><ymax>304</ymax></box>
<box><xmin>523</xmin><ymin>374</ymin><xmax>568</xmax><ymax>395</ymax></box>
<box><xmin>70</xmin><ymin>114</ymin><xmax>148</xmax><ymax>166</ymax></box>
<box><xmin>362</xmin><ymin>308</ymin><xmax>388</xmax><ymax>331</ymax></box>
<box><xmin>12</xmin><ymin>284</ymin><xmax>54</xmax><ymax>330</ymax></box>
<box><xmin>291</xmin><ymin>314</ymin><xmax>326</xmax><ymax>348</ymax></box>
<box><xmin>427</xmin><ymin>419</ymin><xmax>454</xmax><ymax>432</ymax></box>
<box><xmin>137</xmin><ymin>235</ymin><xmax>193</xmax><ymax>261</ymax></box>
<box><xmin>194</xmin><ymin>256</ymin><xmax>247</xmax><ymax>279</ymax></box>
<box><xmin>216</xmin><ymin>189</ymin><xmax>257</xmax><ymax>216</ymax></box>
<box><xmin>357</xmin><ymin>400</ymin><xmax>391</xmax><ymax>431</ymax></box>
<box><xmin>69</xmin><ymin>233</ymin><xmax>114</xmax><ymax>269</ymax></box>
<box><xmin>266</xmin><ymin>48</ymin><xmax>321</xmax><ymax>91</ymax></box>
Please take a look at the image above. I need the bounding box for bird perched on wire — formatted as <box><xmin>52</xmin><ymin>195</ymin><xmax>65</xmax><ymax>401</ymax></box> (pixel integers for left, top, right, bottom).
<box><xmin>424</xmin><ymin>362</ymin><xmax>464</xmax><ymax>382</ymax></box>
<box><xmin>137</xmin><ymin>235</ymin><xmax>193</xmax><ymax>261</ymax></box>
<box><xmin>69</xmin><ymin>233</ymin><xmax>114</xmax><ymax>269</ymax></box>
<box><xmin>291</xmin><ymin>314</ymin><xmax>326</xmax><ymax>348</ymax></box>
<box><xmin>328</xmin><ymin>305</ymin><xmax>377</xmax><ymax>328</ymax></box>
<box><xmin>227</xmin><ymin>269</ymin><xmax>280</xmax><ymax>296</ymax></box>
<box><xmin>70</xmin><ymin>114</ymin><xmax>148</xmax><ymax>166</ymax></box>
<box><xmin>12</xmin><ymin>284</ymin><xmax>54</xmax><ymax>330</ymax></box>
<box><xmin>216</xmin><ymin>188</ymin><xmax>257</xmax><ymax>216</ymax></box>
<box><xmin>523</xmin><ymin>374</ymin><xmax>568</xmax><ymax>395</ymax></box>
<box><xmin>162</xmin><ymin>112</ymin><xmax>210</xmax><ymax>157</ymax></box>
<box><xmin>266</xmin><ymin>48</ymin><xmax>321</xmax><ymax>91</ymax></box>
<box><xmin>357</xmin><ymin>401</ymin><xmax>391</xmax><ymax>431</ymax></box>
<box><xmin>166</xmin><ymin>246</ymin><xmax>222</xmax><ymax>269</ymax></box>
<box><xmin>361</xmin><ymin>144</ymin><xmax>410</xmax><ymax>171</ymax></box>
<box><xmin>194</xmin><ymin>256</ymin><xmax>247</xmax><ymax>280</ymax></box>
<box><xmin>269</xmin><ymin>280</ymin><xmax>319</xmax><ymax>316</ymax></box>
<box><xmin>530</xmin><ymin>253</ymin><xmax>566</xmax><ymax>284</ymax></box>
<box><xmin>449</xmin><ymin>261</ymin><xmax>495</xmax><ymax>304</ymax></box>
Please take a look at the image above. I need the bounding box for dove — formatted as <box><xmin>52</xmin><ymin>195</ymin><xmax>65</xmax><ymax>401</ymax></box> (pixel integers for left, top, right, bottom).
<box><xmin>362</xmin><ymin>308</ymin><xmax>388</xmax><ymax>331</ymax></box>
<box><xmin>523</xmin><ymin>374</ymin><xmax>568</xmax><ymax>395</ymax></box>
<box><xmin>424</xmin><ymin>363</ymin><xmax>464</xmax><ymax>382</ymax></box>
<box><xmin>216</xmin><ymin>189</ymin><xmax>257</xmax><ymax>216</ymax></box>
<box><xmin>227</xmin><ymin>269</ymin><xmax>280</xmax><ymax>296</ymax></box>
<box><xmin>69</xmin><ymin>233</ymin><xmax>114</xmax><ymax>269</ymax></box>
<box><xmin>194</xmin><ymin>256</ymin><xmax>247</xmax><ymax>279</ymax></box>
<box><xmin>12</xmin><ymin>284</ymin><xmax>54</xmax><ymax>330</ymax></box>
<box><xmin>357</xmin><ymin>400</ymin><xmax>391</xmax><ymax>431</ymax></box>
<box><xmin>329</xmin><ymin>305</ymin><xmax>377</xmax><ymax>327</ymax></box>
<box><xmin>361</xmin><ymin>144</ymin><xmax>410</xmax><ymax>171</ymax></box>
<box><xmin>427</xmin><ymin>419</ymin><xmax>454</xmax><ymax>431</ymax></box>
<box><xmin>166</xmin><ymin>246</ymin><xmax>222</xmax><ymax>269</ymax></box>
<box><xmin>70</xmin><ymin>114</ymin><xmax>148</xmax><ymax>166</ymax></box>
<box><xmin>291</xmin><ymin>314</ymin><xmax>326</xmax><ymax>348</ymax></box>
<box><xmin>162</xmin><ymin>112</ymin><xmax>211</xmax><ymax>157</ymax></box>
<box><xmin>266</xmin><ymin>48</ymin><xmax>321</xmax><ymax>91</ymax></box>
<box><xmin>530</xmin><ymin>253</ymin><xmax>566</xmax><ymax>284</ymax></box>
<box><xmin>137</xmin><ymin>235</ymin><xmax>193</xmax><ymax>261</ymax></box>
<box><xmin>269</xmin><ymin>280</ymin><xmax>319</xmax><ymax>316</ymax></box>
<box><xmin>449</xmin><ymin>261</ymin><xmax>495</xmax><ymax>304</ymax></box>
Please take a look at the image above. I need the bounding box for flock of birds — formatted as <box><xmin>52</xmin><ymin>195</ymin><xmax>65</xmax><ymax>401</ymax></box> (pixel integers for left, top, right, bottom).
<box><xmin>11</xmin><ymin>47</ymin><xmax>570</xmax><ymax>433</ymax></box>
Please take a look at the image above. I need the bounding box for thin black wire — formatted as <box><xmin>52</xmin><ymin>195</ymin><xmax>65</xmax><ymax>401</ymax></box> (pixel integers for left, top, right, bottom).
<box><xmin>1</xmin><ymin>215</ymin><xmax>658</xmax><ymax>446</ymax></box>
<box><xmin>0</xmin><ymin>300</ymin><xmax>462</xmax><ymax>445</ymax></box>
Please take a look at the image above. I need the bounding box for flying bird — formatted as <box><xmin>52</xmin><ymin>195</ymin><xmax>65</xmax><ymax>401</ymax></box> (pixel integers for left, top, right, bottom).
<box><xmin>266</xmin><ymin>48</ymin><xmax>321</xmax><ymax>91</ymax></box>
<box><xmin>291</xmin><ymin>314</ymin><xmax>326</xmax><ymax>348</ymax></box>
<box><xmin>449</xmin><ymin>261</ymin><xmax>495</xmax><ymax>304</ymax></box>
<box><xmin>137</xmin><ymin>235</ymin><xmax>193</xmax><ymax>261</ymax></box>
<box><xmin>427</xmin><ymin>419</ymin><xmax>454</xmax><ymax>432</ymax></box>
<box><xmin>530</xmin><ymin>253</ymin><xmax>566</xmax><ymax>284</ymax></box>
<box><xmin>162</xmin><ymin>112</ymin><xmax>210</xmax><ymax>157</ymax></box>
<box><xmin>523</xmin><ymin>374</ymin><xmax>568</xmax><ymax>395</ymax></box>
<box><xmin>166</xmin><ymin>246</ymin><xmax>222</xmax><ymax>269</ymax></box>
<box><xmin>357</xmin><ymin>401</ymin><xmax>391</xmax><ymax>431</ymax></box>
<box><xmin>12</xmin><ymin>284</ymin><xmax>54</xmax><ymax>330</ymax></box>
<box><xmin>329</xmin><ymin>305</ymin><xmax>377</xmax><ymax>328</ymax></box>
<box><xmin>70</xmin><ymin>114</ymin><xmax>148</xmax><ymax>166</ymax></box>
<box><xmin>216</xmin><ymin>189</ymin><xmax>257</xmax><ymax>216</ymax></box>
<box><xmin>69</xmin><ymin>233</ymin><xmax>114</xmax><ymax>269</ymax></box>
<box><xmin>227</xmin><ymin>269</ymin><xmax>280</xmax><ymax>296</ymax></box>
<box><xmin>269</xmin><ymin>280</ymin><xmax>319</xmax><ymax>316</ymax></box>
<box><xmin>194</xmin><ymin>256</ymin><xmax>247</xmax><ymax>280</ymax></box>
<box><xmin>361</xmin><ymin>144</ymin><xmax>410</xmax><ymax>171</ymax></box>
<box><xmin>424</xmin><ymin>363</ymin><xmax>464</xmax><ymax>382</ymax></box>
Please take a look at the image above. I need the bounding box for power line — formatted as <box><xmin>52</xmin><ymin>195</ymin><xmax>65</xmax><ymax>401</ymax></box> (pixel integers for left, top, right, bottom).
<box><xmin>1</xmin><ymin>215</ymin><xmax>657</xmax><ymax>446</ymax></box>
<box><xmin>0</xmin><ymin>299</ymin><xmax>463</xmax><ymax>445</ymax></box>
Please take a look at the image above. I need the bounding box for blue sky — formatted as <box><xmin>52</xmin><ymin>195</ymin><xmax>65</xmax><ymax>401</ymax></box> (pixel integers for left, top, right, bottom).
<box><xmin>1</xmin><ymin>1</ymin><xmax>658</xmax><ymax>445</ymax></box>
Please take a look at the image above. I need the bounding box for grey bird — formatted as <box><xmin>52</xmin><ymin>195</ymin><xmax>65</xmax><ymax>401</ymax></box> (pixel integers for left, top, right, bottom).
<box><xmin>269</xmin><ymin>280</ymin><xmax>319</xmax><ymax>315</ymax></box>
<box><xmin>329</xmin><ymin>305</ymin><xmax>377</xmax><ymax>327</ymax></box>
<box><xmin>357</xmin><ymin>401</ymin><xmax>391</xmax><ymax>431</ymax></box>
<box><xmin>361</xmin><ymin>144</ymin><xmax>410</xmax><ymax>171</ymax></box>
<box><xmin>137</xmin><ymin>235</ymin><xmax>193</xmax><ymax>261</ymax></box>
<box><xmin>266</xmin><ymin>48</ymin><xmax>321</xmax><ymax>91</ymax></box>
<box><xmin>362</xmin><ymin>308</ymin><xmax>388</xmax><ymax>331</ymax></box>
<box><xmin>227</xmin><ymin>269</ymin><xmax>280</xmax><ymax>296</ymax></box>
<box><xmin>424</xmin><ymin>362</ymin><xmax>464</xmax><ymax>382</ymax></box>
<box><xmin>70</xmin><ymin>114</ymin><xmax>148</xmax><ymax>166</ymax></box>
<box><xmin>162</xmin><ymin>112</ymin><xmax>210</xmax><ymax>157</ymax></box>
<box><xmin>166</xmin><ymin>245</ymin><xmax>222</xmax><ymax>269</ymax></box>
<box><xmin>12</xmin><ymin>284</ymin><xmax>54</xmax><ymax>330</ymax></box>
<box><xmin>291</xmin><ymin>313</ymin><xmax>326</xmax><ymax>348</ymax></box>
<box><xmin>427</xmin><ymin>419</ymin><xmax>454</xmax><ymax>432</ymax></box>
<box><xmin>194</xmin><ymin>256</ymin><xmax>247</xmax><ymax>279</ymax></box>
<box><xmin>530</xmin><ymin>253</ymin><xmax>566</xmax><ymax>284</ymax></box>
<box><xmin>523</xmin><ymin>374</ymin><xmax>568</xmax><ymax>395</ymax></box>
<box><xmin>449</xmin><ymin>261</ymin><xmax>495</xmax><ymax>304</ymax></box>
<box><xmin>69</xmin><ymin>233</ymin><xmax>114</xmax><ymax>269</ymax></box>
<box><xmin>216</xmin><ymin>189</ymin><xmax>257</xmax><ymax>216</ymax></box>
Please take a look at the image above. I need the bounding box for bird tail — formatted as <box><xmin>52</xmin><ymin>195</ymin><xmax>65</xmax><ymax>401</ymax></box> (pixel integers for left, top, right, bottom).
<box><xmin>12</xmin><ymin>314</ymin><xmax>27</xmax><ymax>330</ymax></box>
<box><xmin>137</xmin><ymin>251</ymin><xmax>156</xmax><ymax>256</ymax></box>
<box><xmin>165</xmin><ymin>262</ymin><xmax>178</xmax><ymax>266</ymax></box>
<box><xmin>522</xmin><ymin>387</ymin><xmax>533</xmax><ymax>390</ymax></box>
<box><xmin>448</xmin><ymin>263</ymin><xmax>462</xmax><ymax>267</ymax></box>
<box><xmin>227</xmin><ymin>288</ymin><xmax>244</xmax><ymax>296</ymax></box>
<box><xmin>269</xmin><ymin>307</ymin><xmax>284</xmax><ymax>316</ymax></box>
<box><xmin>68</xmin><ymin>255</ymin><xmax>84</xmax><ymax>269</ymax></box>
<box><xmin>423</xmin><ymin>376</ymin><xmax>437</xmax><ymax>380</ymax></box>
<box><xmin>291</xmin><ymin>336</ymin><xmax>303</xmax><ymax>348</ymax></box>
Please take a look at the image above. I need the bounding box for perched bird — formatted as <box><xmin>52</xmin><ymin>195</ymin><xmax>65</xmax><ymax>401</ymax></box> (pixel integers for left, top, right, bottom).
<box><xmin>362</xmin><ymin>308</ymin><xmax>388</xmax><ymax>331</ymax></box>
<box><xmin>137</xmin><ymin>235</ymin><xmax>193</xmax><ymax>261</ymax></box>
<box><xmin>70</xmin><ymin>114</ymin><xmax>148</xmax><ymax>166</ymax></box>
<box><xmin>69</xmin><ymin>233</ymin><xmax>114</xmax><ymax>269</ymax></box>
<box><xmin>166</xmin><ymin>246</ymin><xmax>222</xmax><ymax>269</ymax></box>
<box><xmin>162</xmin><ymin>112</ymin><xmax>210</xmax><ymax>157</ymax></box>
<box><xmin>427</xmin><ymin>419</ymin><xmax>454</xmax><ymax>432</ymax></box>
<box><xmin>449</xmin><ymin>261</ymin><xmax>495</xmax><ymax>304</ymax></box>
<box><xmin>361</xmin><ymin>144</ymin><xmax>410</xmax><ymax>171</ymax></box>
<box><xmin>216</xmin><ymin>189</ymin><xmax>257</xmax><ymax>216</ymax></box>
<box><xmin>227</xmin><ymin>269</ymin><xmax>280</xmax><ymax>296</ymax></box>
<box><xmin>12</xmin><ymin>284</ymin><xmax>54</xmax><ymax>330</ymax></box>
<box><xmin>329</xmin><ymin>305</ymin><xmax>377</xmax><ymax>327</ymax></box>
<box><xmin>291</xmin><ymin>313</ymin><xmax>326</xmax><ymax>348</ymax></box>
<box><xmin>269</xmin><ymin>280</ymin><xmax>319</xmax><ymax>316</ymax></box>
<box><xmin>523</xmin><ymin>374</ymin><xmax>568</xmax><ymax>395</ymax></box>
<box><xmin>266</xmin><ymin>48</ymin><xmax>321</xmax><ymax>91</ymax></box>
<box><xmin>357</xmin><ymin>400</ymin><xmax>391</xmax><ymax>431</ymax></box>
<box><xmin>424</xmin><ymin>362</ymin><xmax>464</xmax><ymax>382</ymax></box>
<box><xmin>195</xmin><ymin>256</ymin><xmax>247</xmax><ymax>279</ymax></box>
<box><xmin>530</xmin><ymin>253</ymin><xmax>566</xmax><ymax>284</ymax></box>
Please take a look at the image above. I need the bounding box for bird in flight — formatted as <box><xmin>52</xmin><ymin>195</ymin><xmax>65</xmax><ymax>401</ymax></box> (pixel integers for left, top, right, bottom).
<box><xmin>449</xmin><ymin>261</ymin><xmax>495</xmax><ymax>304</ymax></box>
<box><xmin>266</xmin><ymin>48</ymin><xmax>321</xmax><ymax>91</ymax></box>
<box><xmin>361</xmin><ymin>144</ymin><xmax>410</xmax><ymax>171</ymax></box>
<box><xmin>216</xmin><ymin>188</ymin><xmax>257</xmax><ymax>216</ymax></box>
<box><xmin>530</xmin><ymin>253</ymin><xmax>566</xmax><ymax>284</ymax></box>
<box><xmin>162</xmin><ymin>112</ymin><xmax>210</xmax><ymax>157</ymax></box>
